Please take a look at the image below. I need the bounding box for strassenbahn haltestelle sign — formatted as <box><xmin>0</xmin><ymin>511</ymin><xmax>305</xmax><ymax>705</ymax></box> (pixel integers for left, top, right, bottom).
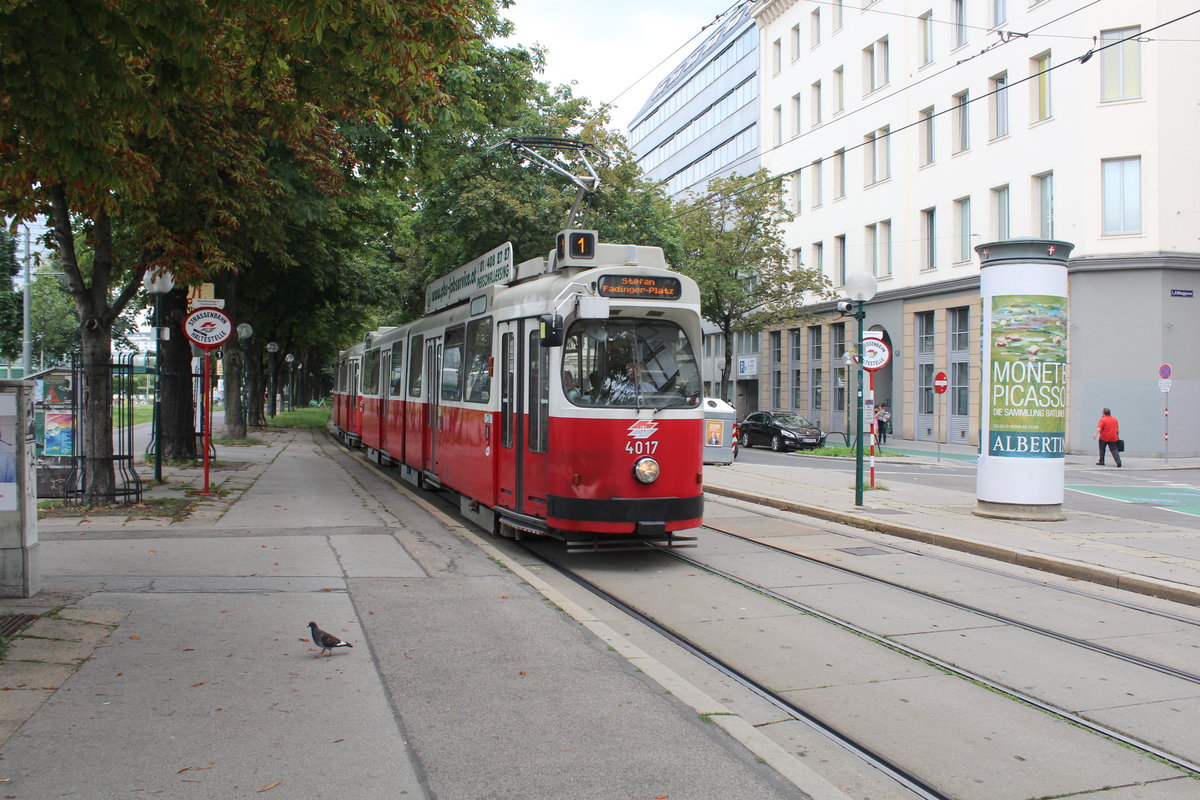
<box><xmin>183</xmin><ymin>307</ymin><xmax>234</xmax><ymax>352</ymax></box>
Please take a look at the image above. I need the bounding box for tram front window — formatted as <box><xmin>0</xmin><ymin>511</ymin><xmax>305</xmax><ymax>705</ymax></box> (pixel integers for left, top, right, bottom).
<box><xmin>561</xmin><ymin>319</ymin><xmax>702</xmax><ymax>408</ymax></box>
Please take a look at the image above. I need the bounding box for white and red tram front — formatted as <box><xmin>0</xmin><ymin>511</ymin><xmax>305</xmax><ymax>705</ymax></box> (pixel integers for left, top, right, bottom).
<box><xmin>338</xmin><ymin>235</ymin><xmax>706</xmax><ymax>550</ymax></box>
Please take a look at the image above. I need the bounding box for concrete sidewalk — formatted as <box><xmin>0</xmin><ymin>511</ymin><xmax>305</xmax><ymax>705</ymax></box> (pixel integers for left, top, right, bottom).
<box><xmin>0</xmin><ymin>428</ymin><xmax>815</xmax><ymax>800</ymax></box>
<box><xmin>705</xmin><ymin>439</ymin><xmax>1200</xmax><ymax>607</ymax></box>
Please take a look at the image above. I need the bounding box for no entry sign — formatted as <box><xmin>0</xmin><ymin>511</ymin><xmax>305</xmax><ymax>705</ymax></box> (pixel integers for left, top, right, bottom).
<box><xmin>934</xmin><ymin>371</ymin><xmax>948</xmax><ymax>394</ymax></box>
<box><xmin>183</xmin><ymin>307</ymin><xmax>233</xmax><ymax>351</ymax></box>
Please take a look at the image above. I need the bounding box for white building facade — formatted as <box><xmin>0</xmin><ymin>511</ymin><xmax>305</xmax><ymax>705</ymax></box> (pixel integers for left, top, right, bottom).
<box><xmin>750</xmin><ymin>0</ymin><xmax>1200</xmax><ymax>455</ymax></box>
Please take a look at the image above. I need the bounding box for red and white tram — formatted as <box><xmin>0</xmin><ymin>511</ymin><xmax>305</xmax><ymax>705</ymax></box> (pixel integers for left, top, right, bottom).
<box><xmin>332</xmin><ymin>230</ymin><xmax>705</xmax><ymax>551</ymax></box>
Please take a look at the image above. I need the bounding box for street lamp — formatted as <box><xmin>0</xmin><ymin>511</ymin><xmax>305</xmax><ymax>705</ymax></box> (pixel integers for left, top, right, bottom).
<box><xmin>295</xmin><ymin>362</ymin><xmax>304</xmax><ymax>408</ymax></box>
<box><xmin>843</xmin><ymin>272</ymin><xmax>878</xmax><ymax>507</ymax></box>
<box><xmin>266</xmin><ymin>342</ymin><xmax>279</xmax><ymax>417</ymax></box>
<box><xmin>142</xmin><ymin>268</ymin><xmax>175</xmax><ymax>483</ymax></box>
<box><xmin>236</xmin><ymin>323</ymin><xmax>253</xmax><ymax>431</ymax></box>
<box><xmin>284</xmin><ymin>353</ymin><xmax>295</xmax><ymax>412</ymax></box>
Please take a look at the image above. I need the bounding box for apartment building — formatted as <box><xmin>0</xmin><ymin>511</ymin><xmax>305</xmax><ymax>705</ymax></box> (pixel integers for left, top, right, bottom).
<box><xmin>750</xmin><ymin>0</ymin><xmax>1199</xmax><ymax>454</ymax></box>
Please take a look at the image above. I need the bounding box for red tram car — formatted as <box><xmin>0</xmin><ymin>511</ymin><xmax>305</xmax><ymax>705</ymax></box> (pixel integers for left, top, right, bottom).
<box><xmin>332</xmin><ymin>231</ymin><xmax>705</xmax><ymax>551</ymax></box>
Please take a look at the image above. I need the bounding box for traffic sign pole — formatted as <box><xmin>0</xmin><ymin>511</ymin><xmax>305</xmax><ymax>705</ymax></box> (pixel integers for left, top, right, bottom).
<box><xmin>933</xmin><ymin>371</ymin><xmax>948</xmax><ymax>462</ymax></box>
<box><xmin>183</xmin><ymin>308</ymin><xmax>234</xmax><ymax>495</ymax></box>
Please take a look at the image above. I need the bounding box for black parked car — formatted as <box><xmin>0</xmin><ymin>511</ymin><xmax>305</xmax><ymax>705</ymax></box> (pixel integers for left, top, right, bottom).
<box><xmin>739</xmin><ymin>411</ymin><xmax>824</xmax><ymax>452</ymax></box>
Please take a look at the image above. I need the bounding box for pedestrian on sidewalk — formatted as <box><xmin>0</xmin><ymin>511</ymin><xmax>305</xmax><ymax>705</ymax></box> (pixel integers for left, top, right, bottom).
<box><xmin>1094</xmin><ymin>407</ymin><xmax>1122</xmax><ymax>467</ymax></box>
<box><xmin>874</xmin><ymin>403</ymin><xmax>891</xmax><ymax>445</ymax></box>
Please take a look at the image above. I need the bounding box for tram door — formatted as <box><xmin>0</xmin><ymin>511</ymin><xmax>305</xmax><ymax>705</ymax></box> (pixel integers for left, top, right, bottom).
<box><xmin>496</xmin><ymin>321</ymin><xmax>522</xmax><ymax>513</ymax></box>
<box><xmin>423</xmin><ymin>336</ymin><xmax>442</xmax><ymax>476</ymax></box>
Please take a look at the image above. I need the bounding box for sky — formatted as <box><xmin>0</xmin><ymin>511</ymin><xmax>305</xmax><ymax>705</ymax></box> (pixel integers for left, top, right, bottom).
<box><xmin>498</xmin><ymin>0</ymin><xmax>741</xmax><ymax>132</ymax></box>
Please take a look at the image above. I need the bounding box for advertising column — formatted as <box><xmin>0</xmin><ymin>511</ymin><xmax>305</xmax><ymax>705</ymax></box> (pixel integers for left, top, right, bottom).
<box><xmin>975</xmin><ymin>239</ymin><xmax>1074</xmax><ymax>521</ymax></box>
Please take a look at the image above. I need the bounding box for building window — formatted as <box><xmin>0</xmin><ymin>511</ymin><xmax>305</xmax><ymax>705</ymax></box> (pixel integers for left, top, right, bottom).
<box><xmin>950</xmin><ymin>306</ymin><xmax>970</xmax><ymax>352</ymax></box>
<box><xmin>919</xmin><ymin>11</ymin><xmax>934</xmax><ymax>65</ymax></box>
<box><xmin>954</xmin><ymin>0</ymin><xmax>967</xmax><ymax>48</ymax></box>
<box><xmin>833</xmin><ymin>65</ymin><xmax>845</xmax><ymax>114</ymax></box>
<box><xmin>950</xmin><ymin>361</ymin><xmax>970</xmax><ymax>417</ymax></box>
<box><xmin>863</xmin><ymin>37</ymin><xmax>889</xmax><ymax>94</ymax></box>
<box><xmin>991</xmin><ymin>72</ymin><xmax>1009</xmax><ymax>138</ymax></box>
<box><xmin>917</xmin><ymin>363</ymin><xmax>935</xmax><ymax>415</ymax></box>
<box><xmin>770</xmin><ymin>331</ymin><xmax>782</xmax><ymax>408</ymax></box>
<box><xmin>919</xmin><ymin>106</ymin><xmax>935</xmax><ymax>166</ymax></box>
<box><xmin>1101</xmin><ymin>27</ymin><xmax>1141</xmax><ymax>101</ymax></box>
<box><xmin>831</xmin><ymin>323</ymin><xmax>846</xmax><ymax>413</ymax></box>
<box><xmin>790</xmin><ymin>329</ymin><xmax>804</xmax><ymax>362</ymax></box>
<box><xmin>772</xmin><ymin>105</ymin><xmax>782</xmax><ymax>147</ymax></box>
<box><xmin>811</xmin><ymin>80</ymin><xmax>823</xmax><ymax>126</ymax></box>
<box><xmin>792</xmin><ymin>368</ymin><xmax>804</xmax><ymax>409</ymax></box>
<box><xmin>790</xmin><ymin>24</ymin><xmax>801</xmax><ymax>61</ymax></box>
<box><xmin>953</xmin><ymin>91</ymin><xmax>970</xmax><ymax>152</ymax></box>
<box><xmin>1032</xmin><ymin>52</ymin><xmax>1052</xmax><ymax>121</ymax></box>
<box><xmin>1034</xmin><ymin>172</ymin><xmax>1054</xmax><ymax>238</ymax></box>
<box><xmin>811</xmin><ymin>158</ymin><xmax>824</xmax><ymax>208</ymax></box>
<box><xmin>992</xmin><ymin>0</ymin><xmax>1007</xmax><ymax>27</ymax></box>
<box><xmin>866</xmin><ymin>220</ymin><xmax>892</xmax><ymax>277</ymax></box>
<box><xmin>811</xmin><ymin>241</ymin><xmax>824</xmax><ymax>277</ymax></box>
<box><xmin>791</xmin><ymin>93</ymin><xmax>803</xmax><ymax>136</ymax></box>
<box><xmin>791</xmin><ymin>247</ymin><xmax>803</xmax><ymax>269</ymax></box>
<box><xmin>833</xmin><ymin>149</ymin><xmax>846</xmax><ymax>198</ymax></box>
<box><xmin>955</xmin><ymin>197</ymin><xmax>972</xmax><ymax>262</ymax></box>
<box><xmin>1102</xmin><ymin>156</ymin><xmax>1141</xmax><ymax>234</ymax></box>
<box><xmin>864</xmin><ymin>127</ymin><xmax>890</xmax><ymax>185</ymax></box>
<box><xmin>917</xmin><ymin>311</ymin><xmax>935</xmax><ymax>354</ymax></box>
<box><xmin>921</xmin><ymin>207</ymin><xmax>937</xmax><ymax>270</ymax></box>
<box><xmin>834</xmin><ymin>235</ymin><xmax>846</xmax><ymax>287</ymax></box>
<box><xmin>992</xmin><ymin>185</ymin><xmax>1010</xmax><ymax>240</ymax></box>
<box><xmin>772</xmin><ymin>38</ymin><xmax>781</xmax><ymax>74</ymax></box>
<box><xmin>790</xmin><ymin>171</ymin><xmax>801</xmax><ymax>214</ymax></box>
<box><xmin>809</xmin><ymin>325</ymin><xmax>823</xmax><ymax>412</ymax></box>
<box><xmin>811</xmin><ymin>9</ymin><xmax>821</xmax><ymax>48</ymax></box>
<box><xmin>832</xmin><ymin>0</ymin><xmax>843</xmax><ymax>31</ymax></box>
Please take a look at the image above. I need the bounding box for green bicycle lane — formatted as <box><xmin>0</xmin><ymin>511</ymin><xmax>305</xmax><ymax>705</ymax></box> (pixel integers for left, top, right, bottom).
<box><xmin>1066</xmin><ymin>485</ymin><xmax>1200</xmax><ymax>517</ymax></box>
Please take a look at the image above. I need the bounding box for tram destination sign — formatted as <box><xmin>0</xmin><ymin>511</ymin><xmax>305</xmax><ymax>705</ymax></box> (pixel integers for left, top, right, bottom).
<box><xmin>597</xmin><ymin>274</ymin><xmax>682</xmax><ymax>300</ymax></box>
<box><xmin>426</xmin><ymin>242</ymin><xmax>514</xmax><ymax>314</ymax></box>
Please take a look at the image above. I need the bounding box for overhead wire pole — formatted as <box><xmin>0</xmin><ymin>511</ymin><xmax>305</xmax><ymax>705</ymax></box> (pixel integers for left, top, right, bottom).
<box><xmin>487</xmin><ymin>136</ymin><xmax>600</xmax><ymax>228</ymax></box>
<box><xmin>22</xmin><ymin>224</ymin><xmax>31</xmax><ymax>376</ymax></box>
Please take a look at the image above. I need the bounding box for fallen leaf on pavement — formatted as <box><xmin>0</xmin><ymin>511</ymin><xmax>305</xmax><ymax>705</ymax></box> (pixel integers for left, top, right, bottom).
<box><xmin>257</xmin><ymin>781</ymin><xmax>281</xmax><ymax>792</ymax></box>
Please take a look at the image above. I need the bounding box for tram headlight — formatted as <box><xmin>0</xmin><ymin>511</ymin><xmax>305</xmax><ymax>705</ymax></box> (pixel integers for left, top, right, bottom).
<box><xmin>632</xmin><ymin>456</ymin><xmax>660</xmax><ymax>485</ymax></box>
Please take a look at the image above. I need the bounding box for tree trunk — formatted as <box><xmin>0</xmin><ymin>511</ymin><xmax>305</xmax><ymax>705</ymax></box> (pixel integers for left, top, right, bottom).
<box><xmin>246</xmin><ymin>343</ymin><xmax>266</xmax><ymax>428</ymax></box>
<box><xmin>722</xmin><ymin>328</ymin><xmax>735</xmax><ymax>404</ymax></box>
<box><xmin>222</xmin><ymin>339</ymin><xmax>246</xmax><ymax>439</ymax></box>
<box><xmin>160</xmin><ymin>288</ymin><xmax>197</xmax><ymax>461</ymax></box>
<box><xmin>78</xmin><ymin>321</ymin><xmax>116</xmax><ymax>503</ymax></box>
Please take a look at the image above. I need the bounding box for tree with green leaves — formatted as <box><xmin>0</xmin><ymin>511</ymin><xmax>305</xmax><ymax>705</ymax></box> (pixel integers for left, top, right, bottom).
<box><xmin>672</xmin><ymin>169</ymin><xmax>832</xmax><ymax>402</ymax></box>
<box><xmin>0</xmin><ymin>230</ymin><xmax>18</xmax><ymax>360</ymax></box>
<box><xmin>1</xmin><ymin>0</ymin><xmax>502</xmax><ymax>500</ymax></box>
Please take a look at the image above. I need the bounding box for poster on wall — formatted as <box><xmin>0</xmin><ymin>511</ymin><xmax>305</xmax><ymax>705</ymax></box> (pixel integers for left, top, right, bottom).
<box><xmin>986</xmin><ymin>294</ymin><xmax>1067</xmax><ymax>458</ymax></box>
<box><xmin>0</xmin><ymin>394</ymin><xmax>18</xmax><ymax>510</ymax></box>
<box><xmin>44</xmin><ymin>412</ymin><xmax>75</xmax><ymax>457</ymax></box>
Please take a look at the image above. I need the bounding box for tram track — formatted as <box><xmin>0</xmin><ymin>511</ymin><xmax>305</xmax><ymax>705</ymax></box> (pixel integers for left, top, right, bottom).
<box><xmin>336</xmin><ymin>435</ymin><xmax>1200</xmax><ymax>798</ymax></box>
<box><xmin>697</xmin><ymin>519</ymin><xmax>1200</xmax><ymax>686</ymax></box>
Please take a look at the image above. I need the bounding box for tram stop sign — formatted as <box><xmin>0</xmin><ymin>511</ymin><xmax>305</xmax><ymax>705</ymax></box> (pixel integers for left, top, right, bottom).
<box><xmin>183</xmin><ymin>307</ymin><xmax>234</xmax><ymax>352</ymax></box>
<box><xmin>860</xmin><ymin>338</ymin><xmax>891</xmax><ymax>372</ymax></box>
<box><xmin>934</xmin><ymin>371</ymin><xmax>949</xmax><ymax>394</ymax></box>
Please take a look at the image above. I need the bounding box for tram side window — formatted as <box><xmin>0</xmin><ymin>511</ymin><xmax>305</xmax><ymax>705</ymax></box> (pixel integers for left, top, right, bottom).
<box><xmin>442</xmin><ymin>326</ymin><xmax>465</xmax><ymax>401</ymax></box>
<box><xmin>408</xmin><ymin>335</ymin><xmax>423</xmax><ymax>397</ymax></box>
<box><xmin>501</xmin><ymin>332</ymin><xmax>514</xmax><ymax>448</ymax></box>
<box><xmin>389</xmin><ymin>342</ymin><xmax>404</xmax><ymax>396</ymax></box>
<box><xmin>336</xmin><ymin>361</ymin><xmax>345</xmax><ymax>393</ymax></box>
<box><xmin>363</xmin><ymin>349</ymin><xmax>381</xmax><ymax>396</ymax></box>
<box><xmin>528</xmin><ymin>329</ymin><xmax>549</xmax><ymax>453</ymax></box>
<box><xmin>463</xmin><ymin>317</ymin><xmax>493</xmax><ymax>403</ymax></box>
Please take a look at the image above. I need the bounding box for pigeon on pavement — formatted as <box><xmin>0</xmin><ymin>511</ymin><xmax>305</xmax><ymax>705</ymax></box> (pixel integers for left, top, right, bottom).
<box><xmin>308</xmin><ymin>621</ymin><xmax>353</xmax><ymax>657</ymax></box>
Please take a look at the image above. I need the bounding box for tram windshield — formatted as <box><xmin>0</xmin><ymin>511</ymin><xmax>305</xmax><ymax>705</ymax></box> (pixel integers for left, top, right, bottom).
<box><xmin>562</xmin><ymin>319</ymin><xmax>702</xmax><ymax>408</ymax></box>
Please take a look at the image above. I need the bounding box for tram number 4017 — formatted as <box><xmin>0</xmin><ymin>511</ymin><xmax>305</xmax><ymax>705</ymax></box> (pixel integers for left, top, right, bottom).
<box><xmin>625</xmin><ymin>440</ymin><xmax>659</xmax><ymax>455</ymax></box>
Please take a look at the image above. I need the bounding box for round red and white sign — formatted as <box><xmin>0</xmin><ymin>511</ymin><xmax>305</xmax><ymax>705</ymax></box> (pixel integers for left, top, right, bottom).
<box><xmin>934</xmin><ymin>371</ymin><xmax>949</xmax><ymax>394</ymax></box>
<box><xmin>183</xmin><ymin>307</ymin><xmax>233</xmax><ymax>351</ymax></box>
<box><xmin>861</xmin><ymin>338</ymin><xmax>891</xmax><ymax>372</ymax></box>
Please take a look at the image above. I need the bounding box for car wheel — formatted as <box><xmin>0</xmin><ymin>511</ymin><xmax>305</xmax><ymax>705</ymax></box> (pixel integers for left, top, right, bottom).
<box><xmin>771</xmin><ymin>435</ymin><xmax>783</xmax><ymax>452</ymax></box>
<box><xmin>741</xmin><ymin>431</ymin><xmax>751</xmax><ymax>448</ymax></box>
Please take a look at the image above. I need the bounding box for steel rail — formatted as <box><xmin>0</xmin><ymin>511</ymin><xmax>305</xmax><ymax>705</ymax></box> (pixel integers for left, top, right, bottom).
<box><xmin>662</xmin><ymin>543</ymin><xmax>1200</xmax><ymax>778</ymax></box>
<box><xmin>519</xmin><ymin>540</ymin><xmax>956</xmax><ymax>800</ymax></box>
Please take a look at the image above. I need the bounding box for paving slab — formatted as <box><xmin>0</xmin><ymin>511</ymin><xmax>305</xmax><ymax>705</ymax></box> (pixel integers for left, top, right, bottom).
<box><xmin>0</xmin><ymin>661</ymin><xmax>76</xmax><ymax>690</ymax></box>
<box><xmin>39</xmin><ymin>535</ymin><xmax>344</xmax><ymax>578</ymax></box>
<box><xmin>1083</xmin><ymin>694</ymin><xmax>1200</xmax><ymax>761</ymax></box>
<box><xmin>776</xmin><ymin>580</ymin><xmax>1005</xmax><ymax>636</ymax></box>
<box><xmin>328</xmin><ymin>533</ymin><xmax>425</xmax><ymax>578</ymax></box>
<box><xmin>21</xmin><ymin>616</ymin><xmax>117</xmax><ymax>645</ymax></box>
<box><xmin>783</xmin><ymin>675</ymin><xmax>1183</xmax><ymax>800</ymax></box>
<box><xmin>3</xmin><ymin>636</ymin><xmax>96</xmax><ymax>664</ymax></box>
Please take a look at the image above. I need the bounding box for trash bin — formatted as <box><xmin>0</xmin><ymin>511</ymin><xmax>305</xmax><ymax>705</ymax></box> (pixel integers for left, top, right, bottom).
<box><xmin>701</xmin><ymin>397</ymin><xmax>736</xmax><ymax>465</ymax></box>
